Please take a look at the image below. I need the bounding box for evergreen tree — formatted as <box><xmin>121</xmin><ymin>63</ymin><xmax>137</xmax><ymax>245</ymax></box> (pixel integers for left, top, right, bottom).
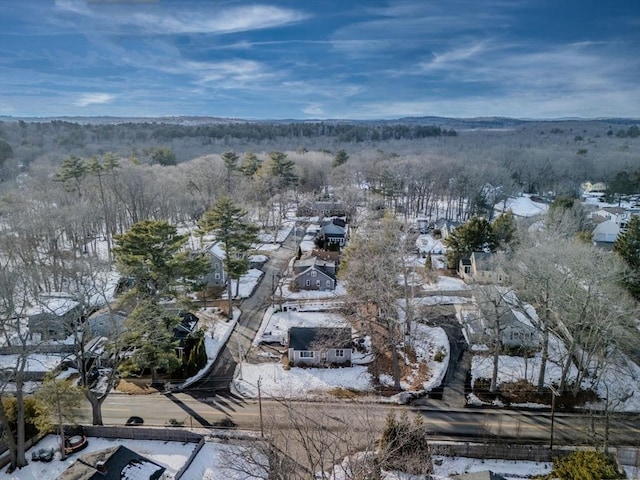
<box><xmin>121</xmin><ymin>301</ymin><xmax>181</xmax><ymax>386</ymax></box>
<box><xmin>239</xmin><ymin>152</ymin><xmax>261</xmax><ymax>177</ymax></box>
<box><xmin>614</xmin><ymin>215</ymin><xmax>640</xmax><ymax>300</ymax></box>
<box><xmin>149</xmin><ymin>146</ymin><xmax>177</xmax><ymax>166</ymax></box>
<box><xmin>199</xmin><ymin>197</ymin><xmax>259</xmax><ymax>318</ymax></box>
<box><xmin>332</xmin><ymin>149</ymin><xmax>349</xmax><ymax>168</ymax></box>
<box><xmin>444</xmin><ymin>216</ymin><xmax>496</xmax><ymax>269</ymax></box>
<box><xmin>0</xmin><ymin>137</ymin><xmax>13</xmax><ymax>166</ymax></box>
<box><xmin>551</xmin><ymin>450</ymin><xmax>618</xmax><ymax>480</ymax></box>
<box><xmin>53</xmin><ymin>154</ymin><xmax>87</xmax><ymax>195</ymax></box>
<box><xmin>113</xmin><ymin>219</ymin><xmax>209</xmax><ymax>297</ymax></box>
<box><xmin>493</xmin><ymin>210</ymin><xmax>518</xmax><ymax>249</ymax></box>
<box><xmin>265</xmin><ymin>151</ymin><xmax>298</xmax><ymax>190</ymax></box>
<box><xmin>221</xmin><ymin>150</ymin><xmax>239</xmax><ymax>193</ymax></box>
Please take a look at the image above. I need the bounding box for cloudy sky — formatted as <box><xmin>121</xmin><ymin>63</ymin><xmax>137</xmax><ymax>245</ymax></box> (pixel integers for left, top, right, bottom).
<box><xmin>0</xmin><ymin>0</ymin><xmax>638</xmax><ymax>119</ymax></box>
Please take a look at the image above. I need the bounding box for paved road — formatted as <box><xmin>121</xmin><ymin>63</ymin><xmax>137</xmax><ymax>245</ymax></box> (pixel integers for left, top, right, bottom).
<box><xmin>186</xmin><ymin>229</ymin><xmax>299</xmax><ymax>396</ymax></box>
<box><xmin>74</xmin><ymin>392</ymin><xmax>640</xmax><ymax>447</ymax></box>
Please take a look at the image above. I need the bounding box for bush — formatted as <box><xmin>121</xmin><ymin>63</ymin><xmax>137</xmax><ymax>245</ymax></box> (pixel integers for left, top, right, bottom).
<box><xmin>433</xmin><ymin>348</ymin><xmax>446</xmax><ymax>362</ymax></box>
<box><xmin>1</xmin><ymin>397</ymin><xmax>42</xmax><ymax>439</ymax></box>
<box><xmin>378</xmin><ymin>411</ymin><xmax>433</xmax><ymax>475</ymax></box>
<box><xmin>548</xmin><ymin>450</ymin><xmax>621</xmax><ymax>480</ymax></box>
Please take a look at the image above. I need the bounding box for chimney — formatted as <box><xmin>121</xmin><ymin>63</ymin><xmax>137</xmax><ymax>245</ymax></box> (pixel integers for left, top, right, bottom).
<box><xmin>96</xmin><ymin>460</ymin><xmax>107</xmax><ymax>473</ymax></box>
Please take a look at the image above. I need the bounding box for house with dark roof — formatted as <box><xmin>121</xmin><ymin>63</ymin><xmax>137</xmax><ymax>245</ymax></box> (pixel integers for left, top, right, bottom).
<box><xmin>297</xmin><ymin>200</ymin><xmax>346</xmax><ymax>218</ymax></box>
<box><xmin>27</xmin><ymin>293</ymin><xmax>83</xmax><ymax>341</ymax></box>
<box><xmin>292</xmin><ymin>257</ymin><xmax>337</xmax><ymax>291</ymax></box>
<box><xmin>316</xmin><ymin>219</ymin><xmax>347</xmax><ymax>249</ymax></box>
<box><xmin>288</xmin><ymin>326</ymin><xmax>352</xmax><ymax>367</ymax></box>
<box><xmin>57</xmin><ymin>445</ymin><xmax>166</xmax><ymax>480</ymax></box>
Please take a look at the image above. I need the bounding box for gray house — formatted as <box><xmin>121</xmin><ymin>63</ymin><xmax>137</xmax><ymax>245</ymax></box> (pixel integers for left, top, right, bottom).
<box><xmin>297</xmin><ymin>200</ymin><xmax>346</xmax><ymax>218</ymax></box>
<box><xmin>316</xmin><ymin>220</ymin><xmax>347</xmax><ymax>248</ymax></box>
<box><xmin>28</xmin><ymin>294</ymin><xmax>83</xmax><ymax>340</ymax></box>
<box><xmin>288</xmin><ymin>326</ymin><xmax>352</xmax><ymax>367</ymax></box>
<box><xmin>292</xmin><ymin>257</ymin><xmax>336</xmax><ymax>291</ymax></box>
<box><xmin>202</xmin><ymin>242</ymin><xmax>227</xmax><ymax>287</ymax></box>
<box><xmin>455</xmin><ymin>288</ymin><xmax>539</xmax><ymax>349</ymax></box>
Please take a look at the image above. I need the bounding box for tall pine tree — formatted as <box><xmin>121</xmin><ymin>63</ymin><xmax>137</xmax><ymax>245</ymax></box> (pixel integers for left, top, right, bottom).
<box><xmin>199</xmin><ymin>197</ymin><xmax>259</xmax><ymax>318</ymax></box>
<box><xmin>614</xmin><ymin>215</ymin><xmax>640</xmax><ymax>300</ymax></box>
<box><xmin>113</xmin><ymin>219</ymin><xmax>209</xmax><ymax>297</ymax></box>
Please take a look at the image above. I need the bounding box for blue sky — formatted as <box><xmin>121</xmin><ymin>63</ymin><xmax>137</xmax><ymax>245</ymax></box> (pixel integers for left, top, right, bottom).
<box><xmin>0</xmin><ymin>0</ymin><xmax>638</xmax><ymax>119</ymax></box>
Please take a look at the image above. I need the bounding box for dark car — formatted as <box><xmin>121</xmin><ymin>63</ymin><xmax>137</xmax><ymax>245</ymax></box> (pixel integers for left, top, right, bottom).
<box><xmin>125</xmin><ymin>416</ymin><xmax>144</xmax><ymax>426</ymax></box>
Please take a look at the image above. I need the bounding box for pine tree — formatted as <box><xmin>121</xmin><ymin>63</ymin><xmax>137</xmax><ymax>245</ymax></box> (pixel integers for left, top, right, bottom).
<box><xmin>265</xmin><ymin>151</ymin><xmax>298</xmax><ymax>190</ymax></box>
<box><xmin>199</xmin><ymin>197</ymin><xmax>259</xmax><ymax>318</ymax></box>
<box><xmin>444</xmin><ymin>216</ymin><xmax>496</xmax><ymax>269</ymax></box>
<box><xmin>332</xmin><ymin>149</ymin><xmax>349</xmax><ymax>168</ymax></box>
<box><xmin>239</xmin><ymin>152</ymin><xmax>261</xmax><ymax>177</ymax></box>
<box><xmin>53</xmin><ymin>154</ymin><xmax>87</xmax><ymax>196</ymax></box>
<box><xmin>614</xmin><ymin>215</ymin><xmax>640</xmax><ymax>300</ymax></box>
<box><xmin>121</xmin><ymin>301</ymin><xmax>181</xmax><ymax>386</ymax></box>
<box><xmin>221</xmin><ymin>151</ymin><xmax>239</xmax><ymax>193</ymax></box>
<box><xmin>493</xmin><ymin>210</ymin><xmax>518</xmax><ymax>249</ymax></box>
<box><xmin>113</xmin><ymin>219</ymin><xmax>209</xmax><ymax>297</ymax></box>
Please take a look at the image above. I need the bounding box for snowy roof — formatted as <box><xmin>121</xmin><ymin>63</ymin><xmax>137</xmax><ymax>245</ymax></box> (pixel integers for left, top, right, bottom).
<box><xmin>495</xmin><ymin>195</ymin><xmax>548</xmax><ymax>217</ymax></box>
<box><xmin>593</xmin><ymin>219</ymin><xmax>620</xmax><ymax>242</ymax></box>
<box><xmin>27</xmin><ymin>296</ymin><xmax>80</xmax><ymax>317</ymax></box>
<box><xmin>58</xmin><ymin>445</ymin><xmax>165</xmax><ymax>480</ymax></box>
<box><xmin>206</xmin><ymin>242</ymin><xmax>226</xmax><ymax>260</ymax></box>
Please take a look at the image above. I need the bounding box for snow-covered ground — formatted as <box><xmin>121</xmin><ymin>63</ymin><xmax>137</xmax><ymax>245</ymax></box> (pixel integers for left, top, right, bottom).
<box><xmin>6</xmin><ymin>434</ymin><xmax>196</xmax><ymax>480</ymax></box>
<box><xmin>9</xmin><ymin>434</ymin><xmax>638</xmax><ymax>480</ymax></box>
<box><xmin>222</xmin><ymin>268</ymin><xmax>264</xmax><ymax>299</ymax></box>
<box><xmin>494</xmin><ymin>194</ymin><xmax>549</xmax><ymax>217</ymax></box>
<box><xmin>238</xmin><ymin>303</ymin><xmax>450</xmax><ymax>400</ymax></box>
<box><xmin>469</xmin><ymin>330</ymin><xmax>640</xmax><ymax>412</ymax></box>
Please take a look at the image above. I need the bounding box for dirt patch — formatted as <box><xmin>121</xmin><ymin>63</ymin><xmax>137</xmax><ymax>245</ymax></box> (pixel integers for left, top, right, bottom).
<box><xmin>115</xmin><ymin>378</ymin><xmax>158</xmax><ymax>395</ymax></box>
<box><xmin>472</xmin><ymin>378</ymin><xmax>600</xmax><ymax>408</ymax></box>
<box><xmin>368</xmin><ymin>347</ymin><xmax>430</xmax><ymax>395</ymax></box>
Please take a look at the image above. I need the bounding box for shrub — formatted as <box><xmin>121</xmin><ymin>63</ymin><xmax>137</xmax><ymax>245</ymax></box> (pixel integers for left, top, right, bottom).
<box><xmin>378</xmin><ymin>411</ymin><xmax>432</xmax><ymax>475</ymax></box>
<box><xmin>550</xmin><ymin>450</ymin><xmax>620</xmax><ymax>480</ymax></box>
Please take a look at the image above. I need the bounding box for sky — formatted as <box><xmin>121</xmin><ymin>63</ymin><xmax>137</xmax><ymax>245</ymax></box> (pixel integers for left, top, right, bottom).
<box><xmin>0</xmin><ymin>0</ymin><xmax>638</xmax><ymax>120</ymax></box>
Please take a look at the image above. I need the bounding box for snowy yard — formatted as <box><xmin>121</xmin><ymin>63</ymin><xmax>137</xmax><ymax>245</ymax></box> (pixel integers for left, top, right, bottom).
<box><xmin>6</xmin><ymin>435</ymin><xmax>196</xmax><ymax>480</ymax></box>
<box><xmin>238</xmin><ymin>304</ymin><xmax>450</xmax><ymax>400</ymax></box>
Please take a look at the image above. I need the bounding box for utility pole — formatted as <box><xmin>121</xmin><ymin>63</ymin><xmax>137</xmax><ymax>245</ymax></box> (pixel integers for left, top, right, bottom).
<box><xmin>257</xmin><ymin>377</ymin><xmax>264</xmax><ymax>438</ymax></box>
<box><xmin>549</xmin><ymin>385</ymin><xmax>560</xmax><ymax>452</ymax></box>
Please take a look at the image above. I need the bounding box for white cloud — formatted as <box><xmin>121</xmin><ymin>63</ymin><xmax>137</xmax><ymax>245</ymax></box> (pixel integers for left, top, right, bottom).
<box><xmin>55</xmin><ymin>2</ymin><xmax>308</xmax><ymax>35</ymax></box>
<box><xmin>74</xmin><ymin>92</ymin><xmax>115</xmax><ymax>107</ymax></box>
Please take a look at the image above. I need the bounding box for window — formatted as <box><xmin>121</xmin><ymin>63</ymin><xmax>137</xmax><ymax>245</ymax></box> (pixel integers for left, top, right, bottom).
<box><xmin>316</xmin><ymin>280</ymin><xmax>321</xmax><ymax>287</ymax></box>
<box><xmin>300</xmin><ymin>351</ymin><xmax>314</xmax><ymax>358</ymax></box>
<box><xmin>310</xmin><ymin>270</ymin><xmax>317</xmax><ymax>277</ymax></box>
<box><xmin>335</xmin><ymin>349</ymin><xmax>345</xmax><ymax>357</ymax></box>
<box><xmin>214</xmin><ymin>273</ymin><xmax>220</xmax><ymax>280</ymax></box>
<box><xmin>305</xmin><ymin>280</ymin><xmax>310</xmax><ymax>286</ymax></box>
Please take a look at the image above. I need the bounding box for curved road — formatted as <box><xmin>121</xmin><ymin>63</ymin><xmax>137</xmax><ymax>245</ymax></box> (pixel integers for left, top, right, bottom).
<box><xmin>186</xmin><ymin>228</ymin><xmax>300</xmax><ymax>397</ymax></box>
